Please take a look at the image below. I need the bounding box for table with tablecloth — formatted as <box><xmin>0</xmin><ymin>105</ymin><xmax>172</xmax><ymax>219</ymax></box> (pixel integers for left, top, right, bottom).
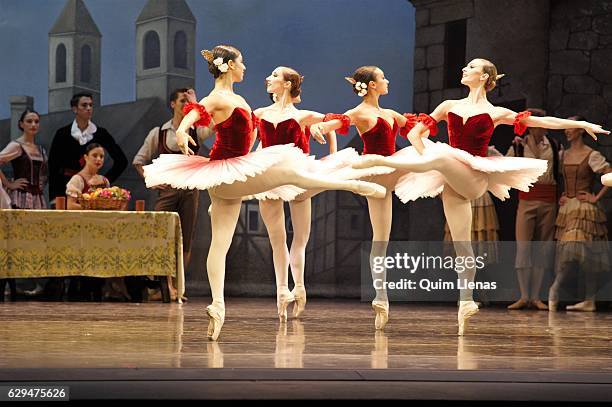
<box><xmin>0</xmin><ymin>209</ymin><xmax>184</xmax><ymax>299</ymax></box>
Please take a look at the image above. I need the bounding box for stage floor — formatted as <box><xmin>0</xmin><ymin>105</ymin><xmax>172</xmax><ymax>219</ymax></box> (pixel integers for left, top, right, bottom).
<box><xmin>1</xmin><ymin>298</ymin><xmax>611</xmax><ymax>400</ymax></box>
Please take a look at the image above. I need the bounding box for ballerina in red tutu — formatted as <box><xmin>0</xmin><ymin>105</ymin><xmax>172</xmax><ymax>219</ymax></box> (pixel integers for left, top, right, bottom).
<box><xmin>252</xmin><ymin>66</ymin><xmax>367</xmax><ymax>322</ymax></box>
<box><xmin>143</xmin><ymin>45</ymin><xmax>386</xmax><ymax>341</ymax></box>
<box><xmin>309</xmin><ymin>65</ymin><xmax>425</xmax><ymax>331</ymax></box>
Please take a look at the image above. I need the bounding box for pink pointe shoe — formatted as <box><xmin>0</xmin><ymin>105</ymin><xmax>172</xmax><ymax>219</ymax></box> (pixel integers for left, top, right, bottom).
<box><xmin>277</xmin><ymin>289</ymin><xmax>296</xmax><ymax>323</ymax></box>
<box><xmin>206</xmin><ymin>303</ymin><xmax>225</xmax><ymax>341</ymax></box>
<box><xmin>372</xmin><ymin>300</ymin><xmax>389</xmax><ymax>330</ymax></box>
<box><xmin>291</xmin><ymin>285</ymin><xmax>307</xmax><ymax>318</ymax></box>
<box><xmin>458</xmin><ymin>300</ymin><xmax>479</xmax><ymax>336</ymax></box>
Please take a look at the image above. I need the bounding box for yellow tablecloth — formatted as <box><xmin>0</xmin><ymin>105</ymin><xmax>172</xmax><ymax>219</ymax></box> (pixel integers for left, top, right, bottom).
<box><xmin>0</xmin><ymin>209</ymin><xmax>184</xmax><ymax>298</ymax></box>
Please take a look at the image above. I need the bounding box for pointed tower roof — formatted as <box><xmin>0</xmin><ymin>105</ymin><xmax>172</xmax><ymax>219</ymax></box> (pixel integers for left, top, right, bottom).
<box><xmin>49</xmin><ymin>0</ymin><xmax>101</xmax><ymax>36</ymax></box>
<box><xmin>137</xmin><ymin>0</ymin><xmax>195</xmax><ymax>23</ymax></box>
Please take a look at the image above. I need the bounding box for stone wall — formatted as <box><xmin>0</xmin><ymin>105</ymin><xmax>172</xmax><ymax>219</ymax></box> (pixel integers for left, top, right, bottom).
<box><xmin>547</xmin><ymin>0</ymin><xmax>612</xmax><ymax>128</ymax></box>
<box><xmin>412</xmin><ymin>0</ymin><xmax>475</xmax><ymax>113</ymax></box>
<box><xmin>547</xmin><ymin>0</ymin><xmax>612</xmax><ymax>226</ymax></box>
<box><xmin>412</xmin><ymin>0</ymin><xmax>551</xmax><ymax>112</ymax></box>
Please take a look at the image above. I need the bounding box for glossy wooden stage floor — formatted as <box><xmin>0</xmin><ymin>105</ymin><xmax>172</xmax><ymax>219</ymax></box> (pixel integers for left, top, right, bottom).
<box><xmin>1</xmin><ymin>298</ymin><xmax>611</xmax><ymax>400</ymax></box>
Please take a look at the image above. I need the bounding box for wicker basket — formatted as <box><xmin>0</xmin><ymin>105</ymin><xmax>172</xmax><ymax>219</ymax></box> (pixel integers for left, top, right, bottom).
<box><xmin>78</xmin><ymin>197</ymin><xmax>128</xmax><ymax>210</ymax></box>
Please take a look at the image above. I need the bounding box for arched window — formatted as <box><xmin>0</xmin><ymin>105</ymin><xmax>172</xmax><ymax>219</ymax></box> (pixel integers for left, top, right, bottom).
<box><xmin>174</xmin><ymin>31</ymin><xmax>187</xmax><ymax>69</ymax></box>
<box><xmin>444</xmin><ymin>19</ymin><xmax>467</xmax><ymax>88</ymax></box>
<box><xmin>56</xmin><ymin>44</ymin><xmax>66</xmax><ymax>83</ymax></box>
<box><xmin>81</xmin><ymin>45</ymin><xmax>92</xmax><ymax>83</ymax></box>
<box><xmin>143</xmin><ymin>31</ymin><xmax>160</xmax><ymax>69</ymax></box>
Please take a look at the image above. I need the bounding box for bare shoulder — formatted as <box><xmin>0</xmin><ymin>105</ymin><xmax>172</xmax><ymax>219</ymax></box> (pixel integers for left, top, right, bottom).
<box><xmin>235</xmin><ymin>94</ymin><xmax>252</xmax><ymax>109</ymax></box>
<box><xmin>429</xmin><ymin>99</ymin><xmax>459</xmax><ymax>121</ymax></box>
<box><xmin>344</xmin><ymin>106</ymin><xmax>362</xmax><ymax>119</ymax></box>
<box><xmin>346</xmin><ymin>109</ymin><xmax>366</xmax><ymax>124</ymax></box>
<box><xmin>253</xmin><ymin>105</ymin><xmax>272</xmax><ymax>118</ymax></box>
<box><xmin>201</xmin><ymin>94</ymin><xmax>221</xmax><ymax>110</ymax></box>
<box><xmin>348</xmin><ymin>106</ymin><xmax>375</xmax><ymax>125</ymax></box>
<box><xmin>433</xmin><ymin>99</ymin><xmax>460</xmax><ymax>114</ymax></box>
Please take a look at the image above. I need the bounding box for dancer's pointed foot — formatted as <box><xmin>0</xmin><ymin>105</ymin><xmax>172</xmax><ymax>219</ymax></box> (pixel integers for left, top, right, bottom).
<box><xmin>352</xmin><ymin>181</ymin><xmax>386</xmax><ymax>199</ymax></box>
<box><xmin>458</xmin><ymin>300</ymin><xmax>479</xmax><ymax>336</ymax></box>
<box><xmin>352</xmin><ymin>155</ymin><xmax>386</xmax><ymax>170</ymax></box>
<box><xmin>507</xmin><ymin>299</ymin><xmax>529</xmax><ymax>310</ymax></box>
<box><xmin>566</xmin><ymin>300</ymin><xmax>596</xmax><ymax>312</ymax></box>
<box><xmin>206</xmin><ymin>303</ymin><xmax>225</xmax><ymax>341</ymax></box>
<box><xmin>277</xmin><ymin>289</ymin><xmax>295</xmax><ymax>323</ymax></box>
<box><xmin>530</xmin><ymin>300</ymin><xmax>549</xmax><ymax>311</ymax></box>
<box><xmin>602</xmin><ymin>173</ymin><xmax>612</xmax><ymax>187</ymax></box>
<box><xmin>372</xmin><ymin>300</ymin><xmax>389</xmax><ymax>330</ymax></box>
<box><xmin>291</xmin><ymin>285</ymin><xmax>307</xmax><ymax>318</ymax></box>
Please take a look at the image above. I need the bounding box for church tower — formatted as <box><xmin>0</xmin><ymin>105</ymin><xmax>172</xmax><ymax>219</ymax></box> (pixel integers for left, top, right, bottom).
<box><xmin>136</xmin><ymin>0</ymin><xmax>196</xmax><ymax>102</ymax></box>
<box><xmin>48</xmin><ymin>0</ymin><xmax>101</xmax><ymax>113</ymax></box>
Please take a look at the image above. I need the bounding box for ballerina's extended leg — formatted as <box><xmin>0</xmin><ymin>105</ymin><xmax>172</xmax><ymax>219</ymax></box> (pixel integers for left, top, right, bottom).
<box><xmin>211</xmin><ymin>165</ymin><xmax>386</xmax><ymax>200</ymax></box>
<box><xmin>354</xmin><ymin>152</ymin><xmax>488</xmax><ymax>201</ymax></box>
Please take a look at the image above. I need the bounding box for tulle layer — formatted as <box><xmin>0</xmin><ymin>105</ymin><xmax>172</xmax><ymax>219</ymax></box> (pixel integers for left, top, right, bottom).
<box><xmin>392</xmin><ymin>139</ymin><xmax>548</xmax><ymax>202</ymax></box>
<box><xmin>143</xmin><ymin>144</ymin><xmax>307</xmax><ymax>194</ymax></box>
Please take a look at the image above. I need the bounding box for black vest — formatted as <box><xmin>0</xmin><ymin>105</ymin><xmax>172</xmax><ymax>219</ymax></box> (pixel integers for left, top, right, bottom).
<box><xmin>157</xmin><ymin>124</ymin><xmax>199</xmax><ymax>155</ymax></box>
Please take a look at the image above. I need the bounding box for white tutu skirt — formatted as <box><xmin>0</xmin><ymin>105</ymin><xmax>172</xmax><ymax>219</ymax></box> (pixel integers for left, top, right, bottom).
<box><xmin>144</xmin><ymin>144</ymin><xmax>309</xmax><ymax>201</ymax></box>
<box><xmin>392</xmin><ymin>139</ymin><xmax>548</xmax><ymax>203</ymax></box>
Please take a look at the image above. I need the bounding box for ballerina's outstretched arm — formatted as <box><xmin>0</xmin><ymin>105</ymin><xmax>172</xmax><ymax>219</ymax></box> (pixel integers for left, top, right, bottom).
<box><xmin>495</xmin><ymin>107</ymin><xmax>610</xmax><ymax>140</ymax></box>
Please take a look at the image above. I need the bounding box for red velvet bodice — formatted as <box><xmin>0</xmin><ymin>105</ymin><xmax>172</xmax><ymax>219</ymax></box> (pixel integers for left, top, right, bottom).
<box><xmin>361</xmin><ymin>117</ymin><xmax>398</xmax><ymax>157</ymax></box>
<box><xmin>209</xmin><ymin>107</ymin><xmax>256</xmax><ymax>160</ymax></box>
<box><xmin>258</xmin><ymin>118</ymin><xmax>309</xmax><ymax>154</ymax></box>
<box><xmin>447</xmin><ymin>112</ymin><xmax>494</xmax><ymax>157</ymax></box>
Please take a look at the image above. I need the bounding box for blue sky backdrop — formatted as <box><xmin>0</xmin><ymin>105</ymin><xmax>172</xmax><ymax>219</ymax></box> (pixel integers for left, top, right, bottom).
<box><xmin>0</xmin><ymin>0</ymin><xmax>415</xmax><ymax>119</ymax></box>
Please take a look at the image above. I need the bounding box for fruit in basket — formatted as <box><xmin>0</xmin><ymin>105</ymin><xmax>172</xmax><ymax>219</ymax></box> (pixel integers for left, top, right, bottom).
<box><xmin>86</xmin><ymin>186</ymin><xmax>131</xmax><ymax>200</ymax></box>
<box><xmin>78</xmin><ymin>186</ymin><xmax>131</xmax><ymax>210</ymax></box>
